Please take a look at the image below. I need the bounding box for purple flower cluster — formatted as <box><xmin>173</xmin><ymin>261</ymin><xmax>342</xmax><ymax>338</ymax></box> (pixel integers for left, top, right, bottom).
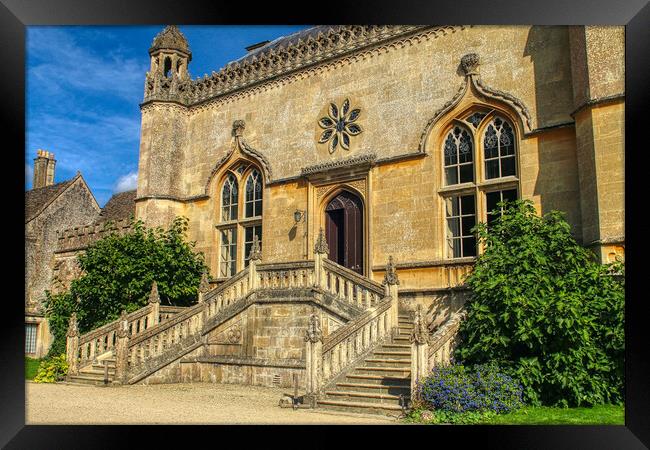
<box><xmin>418</xmin><ymin>362</ymin><xmax>523</xmax><ymax>414</ymax></box>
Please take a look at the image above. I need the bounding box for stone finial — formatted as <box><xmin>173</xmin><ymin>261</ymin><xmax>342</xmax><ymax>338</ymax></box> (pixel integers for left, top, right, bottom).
<box><xmin>382</xmin><ymin>256</ymin><xmax>400</xmax><ymax>286</ymax></box>
<box><xmin>410</xmin><ymin>305</ymin><xmax>429</xmax><ymax>344</ymax></box>
<box><xmin>314</xmin><ymin>228</ymin><xmax>329</xmax><ymax>255</ymax></box>
<box><xmin>148</xmin><ymin>281</ymin><xmax>160</xmax><ymax>304</ymax></box>
<box><xmin>304</xmin><ymin>314</ymin><xmax>323</xmax><ymax>343</ymax></box>
<box><xmin>249</xmin><ymin>235</ymin><xmax>262</xmax><ymax>261</ymax></box>
<box><xmin>66</xmin><ymin>313</ymin><xmax>79</xmax><ymax>337</ymax></box>
<box><xmin>117</xmin><ymin>310</ymin><xmax>129</xmax><ymax>338</ymax></box>
<box><xmin>232</xmin><ymin>120</ymin><xmax>246</xmax><ymax>137</ymax></box>
<box><xmin>198</xmin><ymin>271</ymin><xmax>211</xmax><ymax>294</ymax></box>
<box><xmin>460</xmin><ymin>53</ymin><xmax>480</xmax><ymax>76</ymax></box>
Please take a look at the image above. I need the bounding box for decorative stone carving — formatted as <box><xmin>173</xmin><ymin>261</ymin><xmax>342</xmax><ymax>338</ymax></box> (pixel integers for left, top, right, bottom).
<box><xmin>198</xmin><ymin>271</ymin><xmax>211</xmax><ymax>294</ymax></box>
<box><xmin>117</xmin><ymin>310</ymin><xmax>129</xmax><ymax>338</ymax></box>
<box><xmin>149</xmin><ymin>25</ymin><xmax>191</xmax><ymax>56</ymax></box>
<box><xmin>148</xmin><ymin>281</ymin><xmax>160</xmax><ymax>304</ymax></box>
<box><xmin>382</xmin><ymin>256</ymin><xmax>400</xmax><ymax>286</ymax></box>
<box><xmin>249</xmin><ymin>235</ymin><xmax>262</xmax><ymax>261</ymax></box>
<box><xmin>305</xmin><ymin>314</ymin><xmax>323</xmax><ymax>343</ymax></box>
<box><xmin>211</xmin><ymin>320</ymin><xmax>243</xmax><ymax>344</ymax></box>
<box><xmin>227</xmin><ymin>325</ymin><xmax>242</xmax><ymax>344</ymax></box>
<box><xmin>66</xmin><ymin>312</ymin><xmax>79</xmax><ymax>337</ymax></box>
<box><xmin>410</xmin><ymin>305</ymin><xmax>429</xmax><ymax>344</ymax></box>
<box><xmin>315</xmin><ymin>179</ymin><xmax>367</xmax><ymax>201</ymax></box>
<box><xmin>318</xmin><ymin>98</ymin><xmax>363</xmax><ymax>154</ymax></box>
<box><xmin>314</xmin><ymin>228</ymin><xmax>329</xmax><ymax>255</ymax></box>
<box><xmin>460</xmin><ymin>53</ymin><xmax>480</xmax><ymax>76</ymax></box>
<box><xmin>301</xmin><ymin>152</ymin><xmax>376</xmax><ymax>177</ymax></box>
<box><xmin>232</xmin><ymin>119</ymin><xmax>245</xmax><ymax>137</ymax></box>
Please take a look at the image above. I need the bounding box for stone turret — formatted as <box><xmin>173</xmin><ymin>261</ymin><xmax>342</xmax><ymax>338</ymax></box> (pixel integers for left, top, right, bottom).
<box><xmin>148</xmin><ymin>25</ymin><xmax>191</xmax><ymax>81</ymax></box>
<box><xmin>33</xmin><ymin>149</ymin><xmax>56</xmax><ymax>189</ymax></box>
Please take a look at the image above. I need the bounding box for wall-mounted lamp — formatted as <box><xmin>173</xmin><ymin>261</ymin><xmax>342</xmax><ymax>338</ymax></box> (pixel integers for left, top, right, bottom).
<box><xmin>293</xmin><ymin>210</ymin><xmax>305</xmax><ymax>224</ymax></box>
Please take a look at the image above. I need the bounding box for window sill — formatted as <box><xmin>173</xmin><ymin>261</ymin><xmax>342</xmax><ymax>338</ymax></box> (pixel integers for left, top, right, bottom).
<box><xmin>480</xmin><ymin>176</ymin><xmax>519</xmax><ymax>188</ymax></box>
<box><xmin>438</xmin><ymin>182</ymin><xmax>476</xmax><ymax>195</ymax></box>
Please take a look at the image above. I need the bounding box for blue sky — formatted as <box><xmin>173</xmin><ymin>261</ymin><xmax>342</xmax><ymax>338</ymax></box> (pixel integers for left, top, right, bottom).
<box><xmin>26</xmin><ymin>25</ymin><xmax>310</xmax><ymax>206</ymax></box>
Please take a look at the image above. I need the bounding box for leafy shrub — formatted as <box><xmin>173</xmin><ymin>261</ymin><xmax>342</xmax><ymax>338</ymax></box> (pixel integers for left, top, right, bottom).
<box><xmin>417</xmin><ymin>362</ymin><xmax>523</xmax><ymax>414</ymax></box>
<box><xmin>455</xmin><ymin>200</ymin><xmax>624</xmax><ymax>407</ymax></box>
<box><xmin>44</xmin><ymin>216</ymin><xmax>208</xmax><ymax>358</ymax></box>
<box><xmin>33</xmin><ymin>354</ymin><xmax>68</xmax><ymax>383</ymax></box>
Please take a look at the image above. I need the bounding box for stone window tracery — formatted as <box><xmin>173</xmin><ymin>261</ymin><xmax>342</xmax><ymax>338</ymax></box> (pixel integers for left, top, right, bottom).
<box><xmin>217</xmin><ymin>165</ymin><xmax>264</xmax><ymax>278</ymax></box>
<box><xmin>439</xmin><ymin>110</ymin><xmax>520</xmax><ymax>259</ymax></box>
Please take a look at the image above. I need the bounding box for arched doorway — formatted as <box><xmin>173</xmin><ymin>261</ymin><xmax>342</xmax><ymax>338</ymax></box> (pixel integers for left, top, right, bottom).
<box><xmin>325</xmin><ymin>190</ymin><xmax>364</xmax><ymax>274</ymax></box>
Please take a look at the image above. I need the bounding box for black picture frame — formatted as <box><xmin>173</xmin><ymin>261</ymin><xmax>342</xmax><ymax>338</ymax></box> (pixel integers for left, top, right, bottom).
<box><xmin>3</xmin><ymin>0</ymin><xmax>648</xmax><ymax>447</ymax></box>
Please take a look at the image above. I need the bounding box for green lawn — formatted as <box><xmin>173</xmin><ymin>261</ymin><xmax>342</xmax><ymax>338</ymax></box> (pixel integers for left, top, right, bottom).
<box><xmin>483</xmin><ymin>405</ymin><xmax>624</xmax><ymax>425</ymax></box>
<box><xmin>25</xmin><ymin>357</ymin><xmax>41</xmax><ymax>380</ymax></box>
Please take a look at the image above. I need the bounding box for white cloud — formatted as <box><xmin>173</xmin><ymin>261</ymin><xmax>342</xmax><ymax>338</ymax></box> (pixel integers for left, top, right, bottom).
<box><xmin>114</xmin><ymin>171</ymin><xmax>138</xmax><ymax>193</ymax></box>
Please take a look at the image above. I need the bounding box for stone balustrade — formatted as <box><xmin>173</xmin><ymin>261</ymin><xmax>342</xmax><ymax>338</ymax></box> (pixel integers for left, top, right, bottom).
<box><xmin>322</xmin><ymin>259</ymin><xmax>384</xmax><ymax>310</ymax></box>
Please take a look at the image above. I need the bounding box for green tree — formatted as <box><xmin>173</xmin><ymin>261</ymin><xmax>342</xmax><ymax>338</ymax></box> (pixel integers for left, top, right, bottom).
<box><xmin>455</xmin><ymin>200</ymin><xmax>624</xmax><ymax>407</ymax></box>
<box><xmin>44</xmin><ymin>216</ymin><xmax>208</xmax><ymax>356</ymax></box>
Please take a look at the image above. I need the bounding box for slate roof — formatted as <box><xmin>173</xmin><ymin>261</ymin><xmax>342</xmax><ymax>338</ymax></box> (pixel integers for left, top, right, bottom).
<box><xmin>25</xmin><ymin>179</ymin><xmax>74</xmax><ymax>223</ymax></box>
<box><xmin>97</xmin><ymin>190</ymin><xmax>136</xmax><ymax>222</ymax></box>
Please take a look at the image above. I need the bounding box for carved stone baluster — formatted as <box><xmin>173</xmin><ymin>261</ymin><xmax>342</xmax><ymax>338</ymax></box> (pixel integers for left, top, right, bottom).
<box><xmin>114</xmin><ymin>311</ymin><xmax>130</xmax><ymax>385</ymax></box>
<box><xmin>410</xmin><ymin>305</ymin><xmax>430</xmax><ymax>399</ymax></box>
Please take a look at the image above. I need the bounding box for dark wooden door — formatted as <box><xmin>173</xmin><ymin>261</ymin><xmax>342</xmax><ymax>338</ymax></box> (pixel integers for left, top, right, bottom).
<box><xmin>325</xmin><ymin>191</ymin><xmax>363</xmax><ymax>274</ymax></box>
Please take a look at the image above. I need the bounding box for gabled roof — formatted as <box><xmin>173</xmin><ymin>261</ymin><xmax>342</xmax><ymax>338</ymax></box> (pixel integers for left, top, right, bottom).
<box><xmin>25</xmin><ymin>173</ymin><xmax>99</xmax><ymax>224</ymax></box>
<box><xmin>97</xmin><ymin>189</ymin><xmax>136</xmax><ymax>222</ymax></box>
<box><xmin>25</xmin><ymin>179</ymin><xmax>74</xmax><ymax>223</ymax></box>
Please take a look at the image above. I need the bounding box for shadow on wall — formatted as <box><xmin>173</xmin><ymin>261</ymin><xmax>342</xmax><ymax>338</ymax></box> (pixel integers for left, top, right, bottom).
<box><xmin>524</xmin><ymin>26</ymin><xmax>583</xmax><ymax>241</ymax></box>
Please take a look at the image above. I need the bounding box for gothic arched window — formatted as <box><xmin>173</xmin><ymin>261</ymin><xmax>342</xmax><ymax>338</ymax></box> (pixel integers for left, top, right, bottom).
<box><xmin>217</xmin><ymin>165</ymin><xmax>264</xmax><ymax>278</ymax></box>
<box><xmin>439</xmin><ymin>111</ymin><xmax>520</xmax><ymax>259</ymax></box>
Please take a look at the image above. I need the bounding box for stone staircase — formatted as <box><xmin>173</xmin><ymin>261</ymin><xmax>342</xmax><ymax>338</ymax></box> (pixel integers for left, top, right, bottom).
<box><xmin>316</xmin><ymin>313</ymin><xmax>413</xmax><ymax>416</ymax></box>
<box><xmin>67</xmin><ymin>356</ymin><xmax>116</xmax><ymax>386</ymax></box>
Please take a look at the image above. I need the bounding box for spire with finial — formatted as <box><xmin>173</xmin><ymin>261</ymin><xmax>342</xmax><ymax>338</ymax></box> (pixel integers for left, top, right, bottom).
<box><xmin>199</xmin><ymin>271</ymin><xmax>211</xmax><ymax>294</ymax></box>
<box><xmin>314</xmin><ymin>227</ymin><xmax>329</xmax><ymax>255</ymax></box>
<box><xmin>382</xmin><ymin>255</ymin><xmax>400</xmax><ymax>286</ymax></box>
<box><xmin>249</xmin><ymin>234</ymin><xmax>262</xmax><ymax>261</ymax></box>
<box><xmin>148</xmin><ymin>281</ymin><xmax>160</xmax><ymax>304</ymax></box>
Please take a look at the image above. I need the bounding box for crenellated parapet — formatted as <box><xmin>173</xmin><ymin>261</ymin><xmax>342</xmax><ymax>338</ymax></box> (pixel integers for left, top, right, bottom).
<box><xmin>55</xmin><ymin>218</ymin><xmax>133</xmax><ymax>253</ymax></box>
<box><xmin>142</xmin><ymin>25</ymin><xmax>432</xmax><ymax>107</ymax></box>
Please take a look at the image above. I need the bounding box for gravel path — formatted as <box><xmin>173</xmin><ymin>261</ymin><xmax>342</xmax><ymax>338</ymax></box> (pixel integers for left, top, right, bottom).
<box><xmin>26</xmin><ymin>382</ymin><xmax>397</xmax><ymax>425</ymax></box>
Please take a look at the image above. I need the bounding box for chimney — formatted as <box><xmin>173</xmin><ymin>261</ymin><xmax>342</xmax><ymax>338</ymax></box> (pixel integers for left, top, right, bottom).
<box><xmin>33</xmin><ymin>149</ymin><xmax>56</xmax><ymax>189</ymax></box>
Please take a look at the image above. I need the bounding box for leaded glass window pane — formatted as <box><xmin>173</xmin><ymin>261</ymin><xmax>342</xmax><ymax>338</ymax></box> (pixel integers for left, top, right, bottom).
<box><xmin>244</xmin><ymin>225</ymin><xmax>262</xmax><ymax>267</ymax></box>
<box><xmin>446</xmin><ymin>194</ymin><xmax>477</xmax><ymax>258</ymax></box>
<box><xmin>221</xmin><ymin>174</ymin><xmax>238</xmax><ymax>221</ymax></box>
<box><xmin>244</xmin><ymin>169</ymin><xmax>263</xmax><ymax>218</ymax></box>
<box><xmin>484</xmin><ymin>117</ymin><xmax>517</xmax><ymax>179</ymax></box>
<box><xmin>25</xmin><ymin>323</ymin><xmax>37</xmax><ymax>354</ymax></box>
<box><xmin>443</xmin><ymin>126</ymin><xmax>474</xmax><ymax>186</ymax></box>
<box><xmin>220</xmin><ymin>228</ymin><xmax>237</xmax><ymax>277</ymax></box>
<box><xmin>466</xmin><ymin>112</ymin><xmax>487</xmax><ymax>128</ymax></box>
<box><xmin>486</xmin><ymin>188</ymin><xmax>518</xmax><ymax>227</ymax></box>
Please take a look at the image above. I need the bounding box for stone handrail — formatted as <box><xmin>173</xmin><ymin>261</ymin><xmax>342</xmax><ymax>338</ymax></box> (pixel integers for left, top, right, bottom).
<box><xmin>75</xmin><ymin>304</ymin><xmax>156</xmax><ymax>367</ymax></box>
<box><xmin>321</xmin><ymin>259</ymin><xmax>384</xmax><ymax>311</ymax></box>
<box><xmin>410</xmin><ymin>309</ymin><xmax>466</xmax><ymax>398</ymax></box>
<box><xmin>257</xmin><ymin>260</ymin><xmax>315</xmax><ymax>290</ymax></box>
<box><xmin>124</xmin><ymin>266</ymin><xmax>253</xmax><ymax>381</ymax></box>
<box><xmin>427</xmin><ymin>311</ymin><xmax>466</xmax><ymax>365</ymax></box>
<box><xmin>159</xmin><ymin>305</ymin><xmax>188</xmax><ymax>321</ymax></box>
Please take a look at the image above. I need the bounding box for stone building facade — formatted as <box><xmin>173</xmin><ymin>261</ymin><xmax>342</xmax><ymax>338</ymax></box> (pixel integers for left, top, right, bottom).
<box><xmin>135</xmin><ymin>25</ymin><xmax>624</xmax><ymax>317</ymax></box>
<box><xmin>58</xmin><ymin>25</ymin><xmax>624</xmax><ymax>395</ymax></box>
<box><xmin>25</xmin><ymin>151</ymin><xmax>101</xmax><ymax>357</ymax></box>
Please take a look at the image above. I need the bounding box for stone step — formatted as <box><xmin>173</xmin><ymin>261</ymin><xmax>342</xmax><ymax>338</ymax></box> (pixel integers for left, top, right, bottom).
<box><xmin>378</xmin><ymin>343</ymin><xmax>411</xmax><ymax>350</ymax></box>
<box><xmin>72</xmin><ymin>371</ymin><xmax>113</xmax><ymax>382</ymax></box>
<box><xmin>353</xmin><ymin>366</ymin><xmax>411</xmax><ymax>376</ymax></box>
<box><xmin>364</xmin><ymin>358</ymin><xmax>411</xmax><ymax>368</ymax></box>
<box><xmin>323</xmin><ymin>390</ymin><xmax>406</xmax><ymax>405</ymax></box>
<box><xmin>317</xmin><ymin>399</ymin><xmax>405</xmax><ymax>416</ymax></box>
<box><xmin>373</xmin><ymin>351</ymin><xmax>411</xmax><ymax>357</ymax></box>
<box><xmin>344</xmin><ymin>373</ymin><xmax>410</xmax><ymax>385</ymax></box>
<box><xmin>66</xmin><ymin>375</ymin><xmax>112</xmax><ymax>386</ymax></box>
<box><xmin>335</xmin><ymin>382</ymin><xmax>411</xmax><ymax>395</ymax></box>
<box><xmin>80</xmin><ymin>368</ymin><xmax>116</xmax><ymax>377</ymax></box>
